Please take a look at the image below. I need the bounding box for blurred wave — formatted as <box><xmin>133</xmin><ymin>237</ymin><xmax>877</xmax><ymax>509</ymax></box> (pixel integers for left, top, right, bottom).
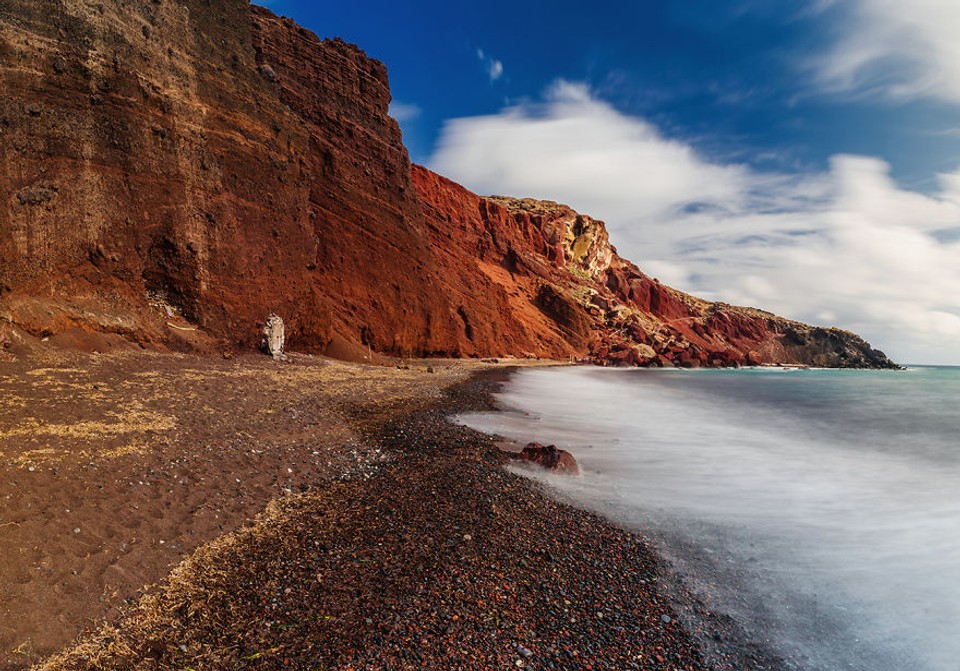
<box><xmin>457</xmin><ymin>366</ymin><xmax>960</xmax><ymax>671</ymax></box>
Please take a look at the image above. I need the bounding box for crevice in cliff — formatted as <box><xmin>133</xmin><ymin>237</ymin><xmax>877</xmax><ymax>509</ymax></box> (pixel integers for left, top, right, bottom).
<box><xmin>457</xmin><ymin>306</ymin><xmax>475</xmax><ymax>343</ymax></box>
<box><xmin>142</xmin><ymin>235</ymin><xmax>201</xmax><ymax>323</ymax></box>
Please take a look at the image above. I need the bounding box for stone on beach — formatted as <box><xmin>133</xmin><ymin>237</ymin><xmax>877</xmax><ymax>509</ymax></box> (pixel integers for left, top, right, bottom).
<box><xmin>262</xmin><ymin>314</ymin><xmax>286</xmax><ymax>359</ymax></box>
<box><xmin>513</xmin><ymin>442</ymin><xmax>580</xmax><ymax>475</ymax></box>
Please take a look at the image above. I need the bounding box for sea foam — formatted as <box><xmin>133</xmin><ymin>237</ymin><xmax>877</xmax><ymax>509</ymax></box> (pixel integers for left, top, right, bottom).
<box><xmin>458</xmin><ymin>366</ymin><xmax>960</xmax><ymax>671</ymax></box>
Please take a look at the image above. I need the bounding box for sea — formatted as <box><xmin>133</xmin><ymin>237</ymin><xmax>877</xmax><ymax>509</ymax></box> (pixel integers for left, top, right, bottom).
<box><xmin>456</xmin><ymin>365</ymin><xmax>960</xmax><ymax>671</ymax></box>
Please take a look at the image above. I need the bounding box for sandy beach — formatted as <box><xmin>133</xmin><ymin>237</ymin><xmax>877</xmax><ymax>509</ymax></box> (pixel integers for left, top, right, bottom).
<box><xmin>1</xmin><ymin>349</ymin><xmax>772</xmax><ymax>670</ymax></box>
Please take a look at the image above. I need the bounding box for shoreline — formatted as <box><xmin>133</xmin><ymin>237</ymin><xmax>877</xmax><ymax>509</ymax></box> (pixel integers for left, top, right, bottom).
<box><xmin>5</xmin><ymin>352</ymin><xmax>774</xmax><ymax>670</ymax></box>
<box><xmin>457</xmin><ymin>368</ymin><xmax>791</xmax><ymax>671</ymax></box>
<box><xmin>1</xmin><ymin>350</ymin><xmax>484</xmax><ymax>669</ymax></box>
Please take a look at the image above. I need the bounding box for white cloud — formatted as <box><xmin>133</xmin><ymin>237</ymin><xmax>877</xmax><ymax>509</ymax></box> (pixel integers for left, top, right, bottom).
<box><xmin>429</xmin><ymin>83</ymin><xmax>960</xmax><ymax>364</ymax></box>
<box><xmin>476</xmin><ymin>48</ymin><xmax>505</xmax><ymax>83</ymax></box>
<box><xmin>814</xmin><ymin>0</ymin><xmax>960</xmax><ymax>103</ymax></box>
<box><xmin>433</xmin><ymin>81</ymin><xmax>751</xmax><ymax>223</ymax></box>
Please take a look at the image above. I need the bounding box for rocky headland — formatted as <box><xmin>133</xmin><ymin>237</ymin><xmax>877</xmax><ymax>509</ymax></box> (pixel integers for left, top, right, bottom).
<box><xmin>0</xmin><ymin>0</ymin><xmax>895</xmax><ymax>368</ymax></box>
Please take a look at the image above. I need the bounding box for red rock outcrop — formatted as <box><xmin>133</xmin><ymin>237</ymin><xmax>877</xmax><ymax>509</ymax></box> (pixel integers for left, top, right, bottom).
<box><xmin>0</xmin><ymin>1</ymin><xmax>897</xmax><ymax>368</ymax></box>
<box><xmin>412</xmin><ymin>169</ymin><xmax>895</xmax><ymax>368</ymax></box>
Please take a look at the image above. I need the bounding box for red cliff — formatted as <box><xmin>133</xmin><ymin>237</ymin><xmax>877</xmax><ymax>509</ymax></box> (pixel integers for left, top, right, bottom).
<box><xmin>0</xmin><ymin>2</ymin><xmax>896</xmax><ymax>368</ymax></box>
<box><xmin>411</xmin><ymin>168</ymin><xmax>894</xmax><ymax>368</ymax></box>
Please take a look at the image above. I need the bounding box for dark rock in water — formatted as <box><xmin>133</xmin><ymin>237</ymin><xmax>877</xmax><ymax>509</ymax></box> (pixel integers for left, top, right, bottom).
<box><xmin>513</xmin><ymin>442</ymin><xmax>580</xmax><ymax>476</ymax></box>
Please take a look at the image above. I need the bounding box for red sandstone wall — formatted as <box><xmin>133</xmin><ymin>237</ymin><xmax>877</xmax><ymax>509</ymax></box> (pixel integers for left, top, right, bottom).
<box><xmin>1</xmin><ymin>0</ymin><xmax>325</xmax><ymax>349</ymax></box>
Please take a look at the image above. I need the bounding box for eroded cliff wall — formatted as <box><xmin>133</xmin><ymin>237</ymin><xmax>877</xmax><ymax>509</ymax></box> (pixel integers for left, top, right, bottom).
<box><xmin>0</xmin><ymin>1</ymin><xmax>896</xmax><ymax>368</ymax></box>
<box><xmin>412</xmin><ymin>167</ymin><xmax>894</xmax><ymax>368</ymax></box>
<box><xmin>0</xmin><ymin>0</ymin><xmax>462</xmax><ymax>355</ymax></box>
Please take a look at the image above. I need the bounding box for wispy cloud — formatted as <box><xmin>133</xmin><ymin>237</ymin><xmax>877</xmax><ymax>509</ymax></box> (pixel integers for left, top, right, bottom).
<box><xmin>388</xmin><ymin>101</ymin><xmax>421</xmax><ymax>123</ymax></box>
<box><xmin>476</xmin><ymin>48</ymin><xmax>504</xmax><ymax>83</ymax></box>
<box><xmin>812</xmin><ymin>0</ymin><xmax>960</xmax><ymax>103</ymax></box>
<box><xmin>430</xmin><ymin>82</ymin><xmax>960</xmax><ymax>364</ymax></box>
<box><xmin>930</xmin><ymin>126</ymin><xmax>960</xmax><ymax>138</ymax></box>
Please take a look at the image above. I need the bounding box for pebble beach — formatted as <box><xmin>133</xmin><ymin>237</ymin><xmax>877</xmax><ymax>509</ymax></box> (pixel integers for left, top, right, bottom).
<box><xmin>1</xmin><ymin>350</ymin><xmax>779</xmax><ymax>670</ymax></box>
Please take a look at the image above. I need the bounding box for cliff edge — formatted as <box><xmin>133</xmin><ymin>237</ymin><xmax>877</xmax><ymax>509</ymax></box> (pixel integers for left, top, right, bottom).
<box><xmin>0</xmin><ymin>2</ymin><xmax>896</xmax><ymax>368</ymax></box>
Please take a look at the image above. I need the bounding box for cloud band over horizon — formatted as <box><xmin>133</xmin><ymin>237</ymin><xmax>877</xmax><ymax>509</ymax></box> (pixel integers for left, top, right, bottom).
<box><xmin>429</xmin><ymin>82</ymin><xmax>960</xmax><ymax>365</ymax></box>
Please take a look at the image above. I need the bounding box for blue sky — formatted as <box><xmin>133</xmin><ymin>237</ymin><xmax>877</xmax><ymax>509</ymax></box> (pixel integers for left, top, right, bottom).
<box><xmin>260</xmin><ymin>1</ymin><xmax>960</xmax><ymax>364</ymax></box>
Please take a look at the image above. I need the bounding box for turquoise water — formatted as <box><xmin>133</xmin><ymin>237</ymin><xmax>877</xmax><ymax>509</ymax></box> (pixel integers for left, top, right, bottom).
<box><xmin>458</xmin><ymin>366</ymin><xmax>960</xmax><ymax>671</ymax></box>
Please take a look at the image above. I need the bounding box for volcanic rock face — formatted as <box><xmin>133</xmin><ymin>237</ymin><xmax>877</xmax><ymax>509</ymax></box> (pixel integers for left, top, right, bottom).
<box><xmin>0</xmin><ymin>0</ymin><xmax>460</xmax><ymax>355</ymax></box>
<box><xmin>412</xmin><ymin>168</ymin><xmax>895</xmax><ymax>368</ymax></box>
<box><xmin>0</xmin><ymin>1</ymin><xmax>897</xmax><ymax>368</ymax></box>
